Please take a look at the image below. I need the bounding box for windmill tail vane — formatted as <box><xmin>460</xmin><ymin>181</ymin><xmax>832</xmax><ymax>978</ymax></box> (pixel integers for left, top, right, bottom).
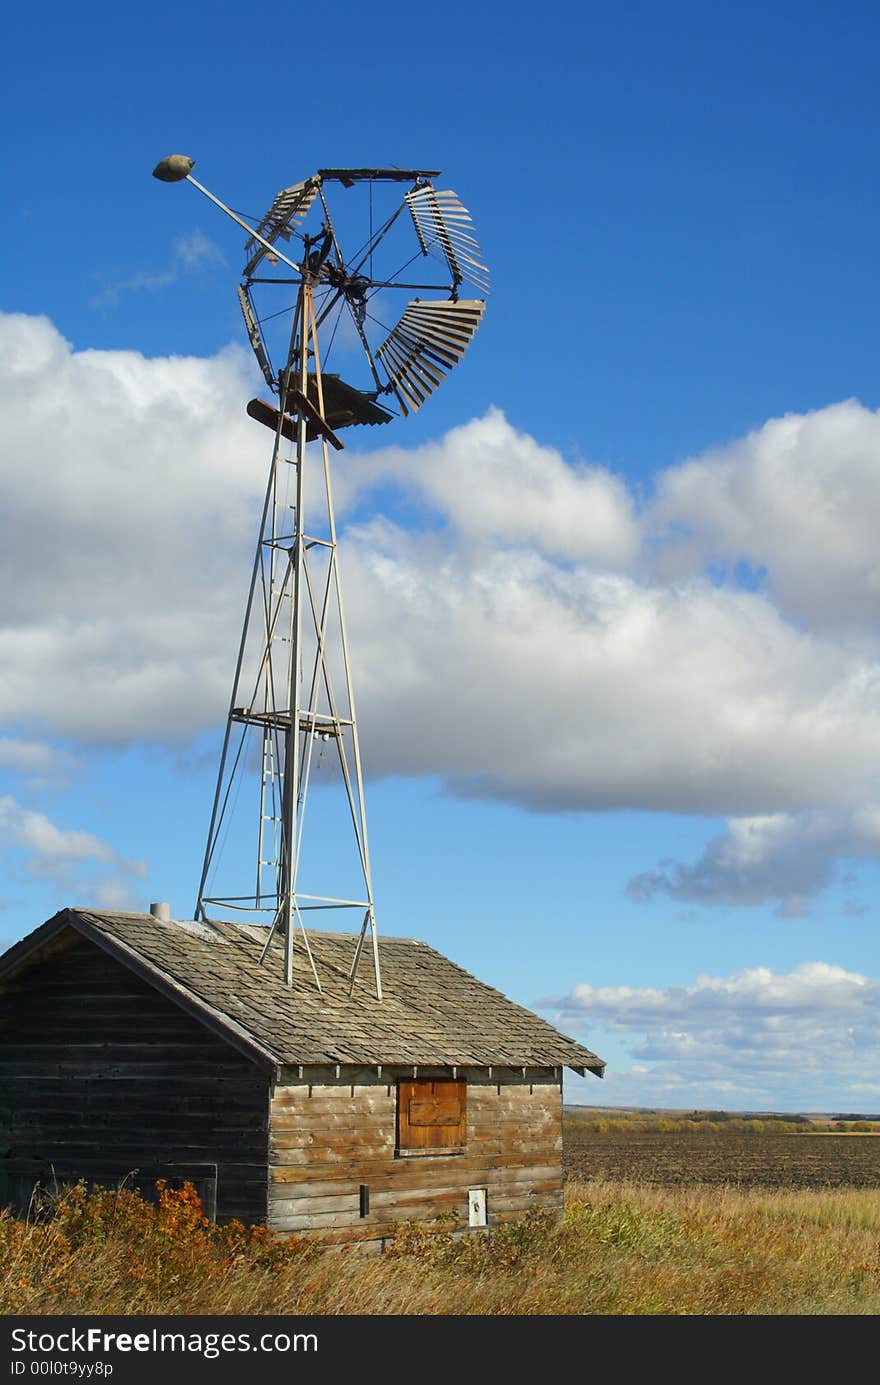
<box><xmin>152</xmin><ymin>155</ymin><xmax>488</xmax><ymax>995</ymax></box>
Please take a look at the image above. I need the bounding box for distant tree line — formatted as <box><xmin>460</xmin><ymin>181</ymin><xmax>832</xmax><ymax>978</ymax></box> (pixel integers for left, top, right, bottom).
<box><xmin>564</xmin><ymin>1107</ymin><xmax>880</xmax><ymax>1136</ymax></box>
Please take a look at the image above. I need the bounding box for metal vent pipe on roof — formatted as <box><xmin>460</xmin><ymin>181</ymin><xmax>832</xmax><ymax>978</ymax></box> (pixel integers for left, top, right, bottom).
<box><xmin>150</xmin><ymin>902</ymin><xmax>172</xmax><ymax>922</ymax></box>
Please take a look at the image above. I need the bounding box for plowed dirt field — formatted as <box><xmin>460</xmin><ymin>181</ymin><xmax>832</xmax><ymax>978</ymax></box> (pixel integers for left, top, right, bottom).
<box><xmin>563</xmin><ymin>1127</ymin><xmax>880</xmax><ymax>1189</ymax></box>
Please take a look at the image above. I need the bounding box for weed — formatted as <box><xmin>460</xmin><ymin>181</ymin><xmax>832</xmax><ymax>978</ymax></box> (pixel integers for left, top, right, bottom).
<box><xmin>2</xmin><ymin>1176</ymin><xmax>879</xmax><ymax>1316</ymax></box>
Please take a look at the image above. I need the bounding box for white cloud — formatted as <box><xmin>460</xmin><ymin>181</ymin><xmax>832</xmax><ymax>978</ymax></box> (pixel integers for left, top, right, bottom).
<box><xmin>88</xmin><ymin>875</ymin><xmax>146</xmax><ymax>912</ymax></box>
<box><xmin>563</xmin><ymin>961</ymin><xmax>870</xmax><ymax>1019</ymax></box>
<box><xmin>549</xmin><ymin>962</ymin><xmax>880</xmax><ymax>1111</ymax></box>
<box><xmin>341</xmin><ymin>522</ymin><xmax>880</xmax><ymax>816</ymax></box>
<box><xmin>628</xmin><ymin>807</ymin><xmax>880</xmax><ymax>916</ymax></box>
<box><xmin>0</xmin><ymin>312</ymin><xmax>262</xmax><ymax>741</ymax></box>
<box><xmin>0</xmin><ymin>737</ymin><xmax>81</xmax><ymax>790</ymax></box>
<box><xmin>174</xmin><ymin>230</ymin><xmax>225</xmax><ymax>270</ymax></box>
<box><xmin>0</xmin><ymin>795</ymin><xmax>111</xmax><ymax>864</ymax></box>
<box><xmin>5</xmin><ymin>311</ymin><xmax>880</xmax><ymax>912</ymax></box>
<box><xmin>0</xmin><ymin>794</ymin><xmax>146</xmax><ymax>897</ymax></box>
<box><xmin>337</xmin><ymin>408</ymin><xmax>640</xmax><ymax>567</ymax></box>
<box><xmin>93</xmin><ymin>231</ymin><xmax>226</xmax><ymax>306</ymax></box>
<box><xmin>649</xmin><ymin>399</ymin><xmax>880</xmax><ymax>630</ymax></box>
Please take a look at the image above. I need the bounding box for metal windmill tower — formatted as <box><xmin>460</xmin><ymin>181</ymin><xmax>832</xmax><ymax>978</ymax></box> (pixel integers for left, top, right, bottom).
<box><xmin>153</xmin><ymin>155</ymin><xmax>488</xmax><ymax>996</ymax></box>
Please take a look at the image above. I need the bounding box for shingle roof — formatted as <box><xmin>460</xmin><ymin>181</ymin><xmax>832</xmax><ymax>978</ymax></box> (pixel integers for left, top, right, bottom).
<box><xmin>1</xmin><ymin>909</ymin><xmax>605</xmax><ymax>1077</ymax></box>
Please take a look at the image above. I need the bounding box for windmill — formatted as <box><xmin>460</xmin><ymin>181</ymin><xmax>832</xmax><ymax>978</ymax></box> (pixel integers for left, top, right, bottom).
<box><xmin>153</xmin><ymin>155</ymin><xmax>489</xmax><ymax>997</ymax></box>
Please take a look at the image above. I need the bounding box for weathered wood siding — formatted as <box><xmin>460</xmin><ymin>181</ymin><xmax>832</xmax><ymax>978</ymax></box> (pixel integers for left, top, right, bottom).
<box><xmin>268</xmin><ymin>1066</ymin><xmax>563</xmax><ymax>1243</ymax></box>
<box><xmin>0</xmin><ymin>932</ymin><xmax>269</xmax><ymax>1222</ymax></box>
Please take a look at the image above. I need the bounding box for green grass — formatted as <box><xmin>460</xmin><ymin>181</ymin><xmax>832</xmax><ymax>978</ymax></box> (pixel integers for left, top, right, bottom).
<box><xmin>3</xmin><ymin>1176</ymin><xmax>880</xmax><ymax>1316</ymax></box>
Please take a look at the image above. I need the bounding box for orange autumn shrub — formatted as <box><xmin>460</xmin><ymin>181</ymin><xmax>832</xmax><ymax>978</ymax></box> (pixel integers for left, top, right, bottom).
<box><xmin>0</xmin><ymin>1177</ymin><xmax>318</xmax><ymax>1314</ymax></box>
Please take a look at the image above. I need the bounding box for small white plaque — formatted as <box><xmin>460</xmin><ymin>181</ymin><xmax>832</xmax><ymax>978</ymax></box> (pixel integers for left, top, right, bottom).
<box><xmin>468</xmin><ymin>1187</ymin><xmax>487</xmax><ymax>1227</ymax></box>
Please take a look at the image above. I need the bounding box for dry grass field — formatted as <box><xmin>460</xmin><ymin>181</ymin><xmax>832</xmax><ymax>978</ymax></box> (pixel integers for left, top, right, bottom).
<box><xmin>2</xmin><ymin>1124</ymin><xmax>880</xmax><ymax>1316</ymax></box>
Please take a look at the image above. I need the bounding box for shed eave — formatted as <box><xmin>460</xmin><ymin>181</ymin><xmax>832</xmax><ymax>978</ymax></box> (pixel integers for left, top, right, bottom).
<box><xmin>569</xmin><ymin>1061</ymin><xmax>606</xmax><ymax>1079</ymax></box>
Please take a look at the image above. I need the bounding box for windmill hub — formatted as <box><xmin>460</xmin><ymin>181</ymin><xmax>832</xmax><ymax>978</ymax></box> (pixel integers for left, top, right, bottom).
<box><xmin>325</xmin><ymin>265</ymin><xmax>369</xmax><ymax>297</ymax></box>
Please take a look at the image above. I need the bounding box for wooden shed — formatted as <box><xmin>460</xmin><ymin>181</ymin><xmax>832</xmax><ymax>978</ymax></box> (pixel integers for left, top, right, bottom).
<box><xmin>0</xmin><ymin>907</ymin><xmax>604</xmax><ymax>1245</ymax></box>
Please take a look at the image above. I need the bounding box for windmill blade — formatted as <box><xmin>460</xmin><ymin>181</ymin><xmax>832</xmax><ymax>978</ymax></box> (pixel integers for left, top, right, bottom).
<box><xmin>237</xmin><ymin>285</ymin><xmax>275</xmax><ymax>388</ymax></box>
<box><xmin>243</xmin><ymin>176</ymin><xmax>321</xmax><ymax>276</ymax></box>
<box><xmin>375</xmin><ymin>299</ymin><xmax>486</xmax><ymax>416</ymax></box>
<box><xmin>405</xmin><ymin>185</ymin><xmax>490</xmax><ymax>295</ymax></box>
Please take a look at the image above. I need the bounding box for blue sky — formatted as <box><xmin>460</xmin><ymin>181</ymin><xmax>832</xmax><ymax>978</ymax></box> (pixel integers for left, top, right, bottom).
<box><xmin>3</xmin><ymin>0</ymin><xmax>880</xmax><ymax>1113</ymax></box>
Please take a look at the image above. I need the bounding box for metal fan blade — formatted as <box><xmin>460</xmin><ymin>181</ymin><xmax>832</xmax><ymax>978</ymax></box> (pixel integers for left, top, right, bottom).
<box><xmin>375</xmin><ymin>299</ymin><xmax>486</xmax><ymax>416</ymax></box>
<box><xmin>237</xmin><ymin>285</ymin><xmax>275</xmax><ymax>388</ymax></box>
<box><xmin>405</xmin><ymin>185</ymin><xmax>490</xmax><ymax>295</ymax></box>
<box><xmin>243</xmin><ymin>176</ymin><xmax>321</xmax><ymax>276</ymax></box>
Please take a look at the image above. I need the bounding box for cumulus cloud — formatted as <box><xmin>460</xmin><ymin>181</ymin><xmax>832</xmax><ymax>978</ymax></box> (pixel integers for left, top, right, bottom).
<box><xmin>547</xmin><ymin>962</ymin><xmax>880</xmax><ymax>1110</ymax></box>
<box><xmin>628</xmin><ymin>808</ymin><xmax>880</xmax><ymax>916</ymax></box>
<box><xmin>336</xmin><ymin>408</ymin><xmax>640</xmax><ymax>567</ymax></box>
<box><xmin>649</xmin><ymin>399</ymin><xmax>880</xmax><ymax>630</ymax></box>
<box><xmin>5</xmin><ymin>310</ymin><xmax>880</xmax><ymax>912</ymax></box>
<box><xmin>341</xmin><ymin>520</ymin><xmax>880</xmax><ymax>815</ymax></box>
<box><xmin>0</xmin><ymin>312</ymin><xmax>262</xmax><ymax>741</ymax></box>
<box><xmin>562</xmin><ymin>960</ymin><xmax>872</xmax><ymax>1020</ymax></box>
